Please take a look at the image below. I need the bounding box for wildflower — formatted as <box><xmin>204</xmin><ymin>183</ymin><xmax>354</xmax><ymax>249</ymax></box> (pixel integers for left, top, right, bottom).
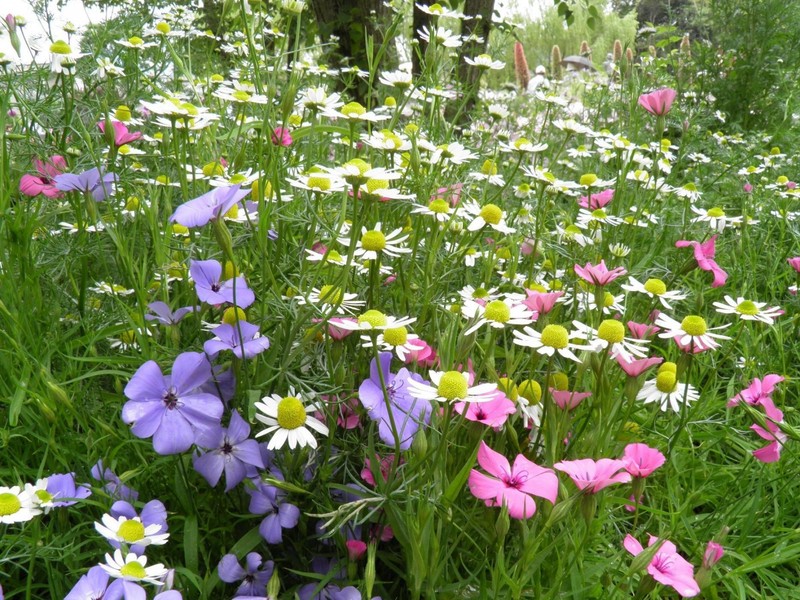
<box><xmin>360</xmin><ymin>325</ymin><xmax>427</xmax><ymax>361</ymax></box>
<box><xmin>407</xmin><ymin>370</ymin><xmax>497</xmax><ymax>404</ymax></box>
<box><xmin>27</xmin><ymin>473</ymin><xmax>91</xmax><ymax>512</ymax></box>
<box><xmin>99</xmin><ymin>121</ymin><xmax>142</xmax><ymax>146</ymax></box>
<box><xmin>170</xmin><ymin>184</ymin><xmax>251</xmax><ymax>228</ymax></box>
<box><xmin>144</xmin><ymin>301</ymin><xmax>196</xmax><ymax>326</ymax></box>
<box><xmin>513</xmin><ymin>323</ymin><xmax>593</xmax><ymax>363</ymax></box>
<box><xmin>787</xmin><ymin>257</ymin><xmax>800</xmax><ymax>273</ymax></box>
<box><xmin>358</xmin><ymin>352</ymin><xmax>431</xmax><ymax>450</ymax></box>
<box><xmin>702</xmin><ymin>542</ymin><xmax>724</xmax><ymax>569</ymax></box>
<box><xmin>346</xmin><ymin>223</ymin><xmax>411</xmax><ymax>260</ymax></box>
<box><xmin>100</xmin><ymin>549</ymin><xmax>168</xmax><ymax>585</ymax></box>
<box><xmin>727</xmin><ymin>374</ymin><xmax>784</xmax><ymax>408</ymax></box>
<box><xmin>690</xmin><ymin>205</ymin><xmax>742</xmax><ymax>232</ymax></box>
<box><xmin>55</xmin><ymin>167</ymin><xmax>118</xmax><ymax>201</ymax></box>
<box><xmin>637</xmin><ymin>361</ymin><xmax>699</xmax><ymax>412</ymax></box>
<box><xmin>675</xmin><ymin>235</ymin><xmax>727</xmax><ymax>287</ymax></box>
<box><xmin>624</xmin><ymin>535</ymin><xmax>700</xmax><ymax>597</ymax></box>
<box><xmin>578</xmin><ymin>188</ymin><xmax>614</xmax><ymax>209</ymax></box>
<box><xmin>616</xmin><ymin>355</ymin><xmax>663</xmax><ymax>377</ymax></box>
<box><xmin>298</xmin><ymin>285</ymin><xmax>365</xmax><ymax>315</ymax></box>
<box><xmin>638</xmin><ymin>88</ymin><xmax>677</xmax><ymax>117</ymax></box>
<box><xmin>574</xmin><ymin>260</ymin><xmax>626</xmax><ymax>286</ymax></box>
<box><xmin>461</xmin><ymin>298</ymin><xmax>534</xmax><ymax>335</ymax></box>
<box><xmin>19</xmin><ymin>155</ymin><xmax>67</xmax><ymax>198</ymax></box>
<box><xmin>712</xmin><ymin>296</ymin><xmax>783</xmax><ymax>325</ymax></box>
<box><xmin>417</xmin><ymin>25</ymin><xmax>462</xmax><ymax>48</ymax></box>
<box><xmin>464</xmin><ymin>53</ymin><xmax>505</xmax><ymax>70</ymax></box>
<box><xmin>655</xmin><ymin>313</ymin><xmax>731</xmax><ymax>351</ymax></box>
<box><xmin>571</xmin><ymin>319</ymin><xmax>649</xmax><ymax>363</ymax></box>
<box><xmin>203</xmin><ymin>322</ymin><xmax>271</xmax><ymax>360</ymax></box>
<box><xmin>218</xmin><ymin>553</ymin><xmax>274</xmax><ymax>596</ymax></box>
<box><xmin>95</xmin><ymin>512</ymin><xmax>170</xmax><ymax>551</ymax></box>
<box><xmin>554</xmin><ymin>458</ymin><xmax>632</xmax><ymax>492</ymax></box>
<box><xmin>193</xmin><ymin>411</ymin><xmax>265</xmax><ymax>491</ymax></box>
<box><xmin>463</xmin><ymin>201</ymin><xmax>515</xmax><ymax>234</ymax></box>
<box><xmin>622</xmin><ymin>277</ymin><xmax>687</xmax><ymax>309</ymax></box>
<box><xmin>468</xmin><ymin>441</ymin><xmax>558</xmax><ymax>519</ymax></box>
<box><xmin>271</xmin><ymin>127</ymin><xmax>293</xmax><ymax>146</ymax></box>
<box><xmin>254</xmin><ymin>389</ymin><xmax>329</xmax><ymax>450</ymax></box>
<box><xmin>751</xmin><ymin>405</ymin><xmax>788</xmax><ymax>463</ymax></box>
<box><xmin>190</xmin><ymin>259</ymin><xmax>255</xmax><ymax>308</ymax></box>
<box><xmin>247</xmin><ymin>480</ymin><xmax>301</xmax><ymax>543</ymax></box>
<box><xmin>121</xmin><ymin>352</ymin><xmax>224</xmax><ymax>455</ymax></box>
<box><xmin>455</xmin><ymin>392</ymin><xmax>517</xmax><ymax>429</ymax></box>
<box><xmin>91</xmin><ymin>460</ymin><xmax>138</xmax><ymax>502</ymax></box>
<box><xmin>0</xmin><ymin>485</ymin><xmax>41</xmax><ymax>524</ymax></box>
<box><xmin>332</xmin><ymin>309</ymin><xmax>415</xmax><ymax>332</ymax></box>
<box><xmin>622</xmin><ymin>443</ymin><xmax>666</xmax><ymax>477</ymax></box>
<box><xmin>102</xmin><ymin>500</ymin><xmax>168</xmax><ymax>556</ymax></box>
<box><xmin>65</xmin><ymin>566</ymin><xmax>117</xmax><ymax>600</ymax></box>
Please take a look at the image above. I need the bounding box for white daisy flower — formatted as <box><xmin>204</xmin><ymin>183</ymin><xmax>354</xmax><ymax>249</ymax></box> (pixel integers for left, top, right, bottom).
<box><xmin>95</xmin><ymin>514</ymin><xmax>170</xmax><ymax>548</ymax></box>
<box><xmin>323</xmin><ymin>101</ymin><xmax>387</xmax><ymax>122</ymax></box>
<box><xmin>333</xmin><ymin>310</ymin><xmax>416</xmax><ymax>332</ymax></box>
<box><xmin>343</xmin><ymin>222</ymin><xmax>411</xmax><ymax>260</ymax></box>
<box><xmin>655</xmin><ymin>313</ymin><xmax>731</xmax><ymax>351</ymax></box>
<box><xmin>417</xmin><ymin>25</ymin><xmax>462</xmax><ymax>48</ymax></box>
<box><xmin>213</xmin><ymin>86</ymin><xmax>270</xmax><ymax>104</ymax></box>
<box><xmin>690</xmin><ymin>206</ymin><xmax>742</xmax><ymax>232</ymax></box>
<box><xmin>360</xmin><ymin>325</ymin><xmax>426</xmax><ymax>361</ymax></box>
<box><xmin>415</xmin><ymin>2</ymin><xmax>466</xmax><ymax>18</ymax></box>
<box><xmin>461</xmin><ymin>299</ymin><xmax>535</xmax><ymax>335</ymax></box>
<box><xmin>361</xmin><ymin>129</ymin><xmax>411</xmax><ymax>152</ymax></box>
<box><xmin>621</xmin><ymin>277</ymin><xmax>687</xmax><ymax>309</ymax></box>
<box><xmin>464</xmin><ymin>54</ymin><xmax>505</xmax><ymax>70</ymax></box>
<box><xmin>457</xmin><ymin>284</ymin><xmax>500</xmax><ymax>304</ymax></box>
<box><xmin>89</xmin><ymin>281</ymin><xmax>135</xmax><ymax>296</ymax></box>
<box><xmin>411</xmin><ymin>198</ymin><xmax>458</xmax><ymax>222</ymax></box>
<box><xmin>288</xmin><ymin>172</ymin><xmax>346</xmax><ymax>194</ymax></box>
<box><xmin>254</xmin><ymin>389</ymin><xmax>329</xmax><ymax>450</ymax></box>
<box><xmin>463</xmin><ymin>200</ymin><xmax>515</xmax><ymax>234</ymax></box>
<box><xmin>304</xmin><ymin>247</ymin><xmax>348</xmax><ymax>266</ymax></box>
<box><xmin>637</xmin><ymin>362</ymin><xmax>699</xmax><ymax>413</ymax></box>
<box><xmin>297</xmin><ymin>87</ymin><xmax>344</xmax><ymax>112</ymax></box>
<box><xmin>712</xmin><ymin>296</ymin><xmax>783</xmax><ymax>325</ymax></box>
<box><xmin>512</xmin><ymin>323</ymin><xmax>594</xmax><ymax>363</ymax></box>
<box><xmin>100</xmin><ymin>550</ymin><xmax>168</xmax><ymax>584</ymax></box>
<box><xmin>378</xmin><ymin>70</ymin><xmax>414</xmax><ymax>90</ymax></box>
<box><xmin>0</xmin><ymin>485</ymin><xmax>41</xmax><ymax>524</ymax></box>
<box><xmin>571</xmin><ymin>320</ymin><xmax>649</xmax><ymax>363</ymax></box>
<box><xmin>296</xmin><ymin>285</ymin><xmax>365</xmax><ymax>315</ymax></box>
<box><xmin>407</xmin><ymin>370</ymin><xmax>497</xmax><ymax>403</ymax></box>
<box><xmin>576</xmin><ymin>208</ymin><xmax>623</xmax><ymax>228</ymax></box>
<box><xmin>427</xmin><ymin>141</ymin><xmax>477</xmax><ymax>165</ymax></box>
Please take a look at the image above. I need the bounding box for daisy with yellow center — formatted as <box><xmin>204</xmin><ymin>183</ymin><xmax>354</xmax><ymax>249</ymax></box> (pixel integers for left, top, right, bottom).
<box><xmin>0</xmin><ymin>485</ymin><xmax>41</xmax><ymax>524</ymax></box>
<box><xmin>95</xmin><ymin>514</ymin><xmax>170</xmax><ymax>548</ymax></box>
<box><xmin>288</xmin><ymin>172</ymin><xmax>346</xmax><ymax>194</ymax></box>
<box><xmin>100</xmin><ymin>549</ymin><xmax>168</xmax><ymax>584</ymax></box>
<box><xmin>360</xmin><ymin>325</ymin><xmax>427</xmax><ymax>361</ymax></box>
<box><xmin>333</xmin><ymin>309</ymin><xmax>416</xmax><ymax>332</ymax></box>
<box><xmin>463</xmin><ymin>200</ymin><xmax>516</xmax><ymax>234</ymax></box>
<box><xmin>712</xmin><ymin>296</ymin><xmax>783</xmax><ymax>325</ymax></box>
<box><xmin>655</xmin><ymin>313</ymin><xmax>731</xmax><ymax>351</ymax></box>
<box><xmin>621</xmin><ymin>276</ymin><xmax>687</xmax><ymax>309</ymax></box>
<box><xmin>571</xmin><ymin>319</ymin><xmax>650</xmax><ymax>363</ymax></box>
<box><xmin>254</xmin><ymin>388</ymin><xmax>329</xmax><ymax>450</ymax></box>
<box><xmin>512</xmin><ymin>323</ymin><xmax>595</xmax><ymax>363</ymax></box>
<box><xmin>461</xmin><ymin>298</ymin><xmax>535</xmax><ymax>335</ymax></box>
<box><xmin>407</xmin><ymin>370</ymin><xmax>497</xmax><ymax>404</ymax></box>
<box><xmin>411</xmin><ymin>197</ymin><xmax>458</xmax><ymax>222</ymax></box>
<box><xmin>342</xmin><ymin>222</ymin><xmax>411</xmax><ymax>261</ymax></box>
<box><xmin>636</xmin><ymin>362</ymin><xmax>699</xmax><ymax>413</ymax></box>
<box><xmin>296</xmin><ymin>285</ymin><xmax>365</xmax><ymax>315</ymax></box>
<box><xmin>690</xmin><ymin>205</ymin><xmax>742</xmax><ymax>232</ymax></box>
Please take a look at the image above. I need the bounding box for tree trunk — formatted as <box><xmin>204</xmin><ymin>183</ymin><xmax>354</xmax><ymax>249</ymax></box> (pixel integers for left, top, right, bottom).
<box><xmin>454</xmin><ymin>0</ymin><xmax>496</xmax><ymax>122</ymax></box>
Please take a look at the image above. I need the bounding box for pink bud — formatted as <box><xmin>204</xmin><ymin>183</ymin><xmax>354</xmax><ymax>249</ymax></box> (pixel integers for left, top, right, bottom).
<box><xmin>743</xmin><ymin>182</ymin><xmax>753</xmax><ymax>193</ymax></box>
<box><xmin>702</xmin><ymin>541</ymin><xmax>724</xmax><ymax>569</ymax></box>
<box><xmin>346</xmin><ymin>540</ymin><xmax>368</xmax><ymax>561</ymax></box>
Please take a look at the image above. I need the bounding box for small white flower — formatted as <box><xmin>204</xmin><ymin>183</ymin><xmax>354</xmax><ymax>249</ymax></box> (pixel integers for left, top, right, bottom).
<box><xmin>712</xmin><ymin>296</ymin><xmax>783</xmax><ymax>325</ymax></box>
<box><xmin>655</xmin><ymin>313</ymin><xmax>731</xmax><ymax>351</ymax></box>
<box><xmin>0</xmin><ymin>485</ymin><xmax>41</xmax><ymax>524</ymax></box>
<box><xmin>461</xmin><ymin>299</ymin><xmax>534</xmax><ymax>335</ymax></box>
<box><xmin>254</xmin><ymin>388</ymin><xmax>329</xmax><ymax>450</ymax></box>
<box><xmin>95</xmin><ymin>514</ymin><xmax>170</xmax><ymax>547</ymax></box>
<box><xmin>621</xmin><ymin>277</ymin><xmax>687</xmax><ymax>310</ymax></box>
<box><xmin>101</xmin><ymin>549</ymin><xmax>168</xmax><ymax>584</ymax></box>
<box><xmin>637</xmin><ymin>365</ymin><xmax>699</xmax><ymax>413</ymax></box>
<box><xmin>407</xmin><ymin>370</ymin><xmax>497</xmax><ymax>403</ymax></box>
<box><xmin>512</xmin><ymin>323</ymin><xmax>594</xmax><ymax>363</ymax></box>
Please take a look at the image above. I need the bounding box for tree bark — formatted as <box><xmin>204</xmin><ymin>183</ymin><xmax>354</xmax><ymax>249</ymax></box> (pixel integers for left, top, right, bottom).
<box><xmin>453</xmin><ymin>0</ymin><xmax>496</xmax><ymax>123</ymax></box>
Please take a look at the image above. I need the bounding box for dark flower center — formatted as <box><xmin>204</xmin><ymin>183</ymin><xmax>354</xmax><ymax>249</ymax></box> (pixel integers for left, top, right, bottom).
<box><xmin>211</xmin><ymin>283</ymin><xmax>221</xmax><ymax>292</ymax></box>
<box><xmin>163</xmin><ymin>387</ymin><xmax>179</xmax><ymax>409</ymax></box>
<box><xmin>221</xmin><ymin>441</ymin><xmax>233</xmax><ymax>454</ymax></box>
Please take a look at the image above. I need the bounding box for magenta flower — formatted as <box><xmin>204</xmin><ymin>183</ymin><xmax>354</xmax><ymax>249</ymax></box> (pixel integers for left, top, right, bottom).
<box><xmin>626</xmin><ymin>321</ymin><xmax>661</xmax><ymax>339</ymax></box>
<box><xmin>622</xmin><ymin>443</ymin><xmax>666</xmax><ymax>478</ymax></box>
<box><xmin>523</xmin><ymin>290</ymin><xmax>563</xmax><ymax>314</ymax></box>
<box><xmin>19</xmin><ymin>155</ymin><xmax>67</xmax><ymax>198</ymax></box>
<box><xmin>751</xmin><ymin>400</ymin><xmax>787</xmax><ymax>463</ymax></box>
<box><xmin>467</xmin><ymin>441</ymin><xmax>558</xmax><ymax>519</ymax></box>
<box><xmin>553</xmin><ymin>458</ymin><xmax>631</xmax><ymax>493</ymax></box>
<box><xmin>121</xmin><ymin>352</ymin><xmax>224</xmax><ymax>455</ymax></box>
<box><xmin>616</xmin><ymin>355</ymin><xmax>663</xmax><ymax>377</ymax></box>
<box><xmin>455</xmin><ymin>392</ymin><xmax>516</xmax><ymax>429</ymax></box>
<box><xmin>170</xmin><ymin>184</ymin><xmax>251</xmax><ymax>228</ymax></box>
<box><xmin>638</xmin><ymin>88</ymin><xmax>677</xmax><ymax>117</ymax></box>
<box><xmin>624</xmin><ymin>534</ymin><xmax>700</xmax><ymax>597</ymax></box>
<box><xmin>550</xmin><ymin>389</ymin><xmax>592</xmax><ymax>410</ymax></box>
<box><xmin>702</xmin><ymin>541</ymin><xmax>724</xmax><ymax>569</ymax></box>
<box><xmin>727</xmin><ymin>374</ymin><xmax>784</xmax><ymax>408</ymax></box>
<box><xmin>574</xmin><ymin>260</ymin><xmax>627</xmax><ymax>286</ymax></box>
<box><xmin>271</xmin><ymin>127</ymin><xmax>293</xmax><ymax>146</ymax></box>
<box><xmin>99</xmin><ymin>120</ymin><xmax>143</xmax><ymax>146</ymax></box>
<box><xmin>788</xmin><ymin>257</ymin><xmax>800</xmax><ymax>273</ymax></box>
<box><xmin>675</xmin><ymin>236</ymin><xmax>728</xmax><ymax>288</ymax></box>
<box><xmin>578</xmin><ymin>188</ymin><xmax>614</xmax><ymax>209</ymax></box>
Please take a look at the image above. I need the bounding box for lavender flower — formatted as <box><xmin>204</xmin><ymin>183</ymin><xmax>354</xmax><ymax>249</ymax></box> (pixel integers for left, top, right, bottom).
<box><xmin>54</xmin><ymin>167</ymin><xmax>118</xmax><ymax>201</ymax></box>
<box><xmin>298</xmin><ymin>558</ymin><xmax>367</xmax><ymax>600</ymax></box>
<box><xmin>37</xmin><ymin>473</ymin><xmax>91</xmax><ymax>510</ymax></box>
<box><xmin>358</xmin><ymin>352</ymin><xmax>431</xmax><ymax>450</ymax></box>
<box><xmin>170</xmin><ymin>184</ymin><xmax>251</xmax><ymax>228</ymax></box>
<box><xmin>218</xmin><ymin>552</ymin><xmax>274</xmax><ymax>597</ymax></box>
<box><xmin>248</xmin><ymin>480</ymin><xmax>300</xmax><ymax>544</ymax></box>
<box><xmin>91</xmin><ymin>460</ymin><xmax>138</xmax><ymax>502</ymax></box>
<box><xmin>190</xmin><ymin>259</ymin><xmax>255</xmax><ymax>308</ymax></box>
<box><xmin>65</xmin><ymin>566</ymin><xmax>113</xmax><ymax>600</ymax></box>
<box><xmin>193</xmin><ymin>411</ymin><xmax>265</xmax><ymax>491</ymax></box>
<box><xmin>122</xmin><ymin>352</ymin><xmax>224</xmax><ymax>455</ymax></box>
<box><xmin>106</xmin><ymin>499</ymin><xmax>168</xmax><ymax>556</ymax></box>
<box><xmin>145</xmin><ymin>301</ymin><xmax>196</xmax><ymax>325</ymax></box>
<box><xmin>204</xmin><ymin>322</ymin><xmax>270</xmax><ymax>360</ymax></box>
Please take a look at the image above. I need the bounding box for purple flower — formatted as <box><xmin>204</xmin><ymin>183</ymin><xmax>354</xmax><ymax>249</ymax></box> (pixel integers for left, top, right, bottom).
<box><xmin>42</xmin><ymin>472</ymin><xmax>91</xmax><ymax>508</ymax></box>
<box><xmin>218</xmin><ymin>552</ymin><xmax>275</xmax><ymax>597</ymax></box>
<box><xmin>190</xmin><ymin>259</ymin><xmax>255</xmax><ymax>308</ymax></box>
<box><xmin>248</xmin><ymin>480</ymin><xmax>300</xmax><ymax>544</ymax></box>
<box><xmin>297</xmin><ymin>558</ymin><xmax>366</xmax><ymax>600</ymax></box>
<box><xmin>65</xmin><ymin>566</ymin><xmax>112</xmax><ymax>600</ymax></box>
<box><xmin>204</xmin><ymin>322</ymin><xmax>270</xmax><ymax>360</ymax></box>
<box><xmin>193</xmin><ymin>411</ymin><xmax>265</xmax><ymax>491</ymax></box>
<box><xmin>91</xmin><ymin>460</ymin><xmax>138</xmax><ymax>502</ymax></box>
<box><xmin>108</xmin><ymin>499</ymin><xmax>168</xmax><ymax>555</ymax></box>
<box><xmin>200</xmin><ymin>366</ymin><xmax>237</xmax><ymax>405</ymax></box>
<box><xmin>122</xmin><ymin>352</ymin><xmax>224</xmax><ymax>455</ymax></box>
<box><xmin>54</xmin><ymin>167</ymin><xmax>118</xmax><ymax>201</ymax></box>
<box><xmin>170</xmin><ymin>184</ymin><xmax>251</xmax><ymax>228</ymax></box>
<box><xmin>145</xmin><ymin>301</ymin><xmax>196</xmax><ymax>325</ymax></box>
<box><xmin>358</xmin><ymin>352</ymin><xmax>431</xmax><ymax>450</ymax></box>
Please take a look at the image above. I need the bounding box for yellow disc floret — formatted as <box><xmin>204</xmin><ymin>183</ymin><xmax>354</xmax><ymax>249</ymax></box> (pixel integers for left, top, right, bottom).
<box><xmin>118</xmin><ymin>519</ymin><xmax>146</xmax><ymax>543</ymax></box>
<box><xmin>383</xmin><ymin>326</ymin><xmax>408</xmax><ymax>346</ymax></box>
<box><xmin>484</xmin><ymin>300</ymin><xmax>510</xmax><ymax>323</ymax></box>
<box><xmin>361</xmin><ymin>230</ymin><xmax>387</xmax><ymax>252</ymax></box>
<box><xmin>681</xmin><ymin>315</ymin><xmax>707</xmax><ymax>336</ymax></box>
<box><xmin>597</xmin><ymin>320</ymin><xmax>625</xmax><ymax>344</ymax></box>
<box><xmin>540</xmin><ymin>324</ymin><xmax>569</xmax><ymax>349</ymax></box>
<box><xmin>644</xmin><ymin>278</ymin><xmax>667</xmax><ymax>296</ymax></box>
<box><xmin>358</xmin><ymin>310</ymin><xmax>387</xmax><ymax>328</ymax></box>
<box><xmin>736</xmin><ymin>300</ymin><xmax>759</xmax><ymax>315</ymax></box>
<box><xmin>437</xmin><ymin>371</ymin><xmax>468</xmax><ymax>401</ymax></box>
<box><xmin>120</xmin><ymin>561</ymin><xmax>147</xmax><ymax>579</ymax></box>
<box><xmin>479</xmin><ymin>204</ymin><xmax>502</xmax><ymax>225</ymax></box>
<box><xmin>0</xmin><ymin>493</ymin><xmax>21</xmax><ymax>516</ymax></box>
<box><xmin>276</xmin><ymin>396</ymin><xmax>307</xmax><ymax>429</ymax></box>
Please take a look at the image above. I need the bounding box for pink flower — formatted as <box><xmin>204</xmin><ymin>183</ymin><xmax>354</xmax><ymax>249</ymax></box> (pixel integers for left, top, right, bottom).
<box><xmin>574</xmin><ymin>260</ymin><xmax>627</xmax><ymax>286</ymax></box>
<box><xmin>743</xmin><ymin>183</ymin><xmax>753</xmax><ymax>193</ymax></box>
<box><xmin>578</xmin><ymin>188</ymin><xmax>614</xmax><ymax>209</ymax></box>
<box><xmin>19</xmin><ymin>155</ymin><xmax>68</xmax><ymax>198</ymax></box>
<box><xmin>550</xmin><ymin>389</ymin><xmax>591</xmax><ymax>410</ymax></box>
<box><xmin>430</xmin><ymin>183</ymin><xmax>463</xmax><ymax>207</ymax></box>
<box><xmin>616</xmin><ymin>355</ymin><xmax>663</xmax><ymax>377</ymax></box>
<box><xmin>467</xmin><ymin>442</ymin><xmax>558</xmax><ymax>519</ymax></box>
<box><xmin>325</xmin><ymin>317</ymin><xmax>357</xmax><ymax>341</ymax></box>
<box><xmin>622</xmin><ymin>443</ymin><xmax>666</xmax><ymax>478</ymax></box>
<box><xmin>727</xmin><ymin>374</ymin><xmax>784</xmax><ymax>408</ymax></box>
<box><xmin>403</xmin><ymin>339</ymin><xmax>437</xmax><ymax>367</ymax></box>
<box><xmin>98</xmin><ymin>120</ymin><xmax>142</xmax><ymax>146</ymax></box>
<box><xmin>553</xmin><ymin>458</ymin><xmax>631</xmax><ymax>493</ymax></box>
<box><xmin>361</xmin><ymin>454</ymin><xmax>398</xmax><ymax>487</ymax></box>
<box><xmin>346</xmin><ymin>540</ymin><xmax>367</xmax><ymax>561</ymax></box>
<box><xmin>751</xmin><ymin>401</ymin><xmax>787</xmax><ymax>463</ymax></box>
<box><xmin>702</xmin><ymin>541</ymin><xmax>724</xmax><ymax>569</ymax></box>
<box><xmin>626</xmin><ymin>321</ymin><xmax>661</xmax><ymax>339</ymax></box>
<box><xmin>523</xmin><ymin>290</ymin><xmax>562</xmax><ymax>314</ymax></box>
<box><xmin>623</xmin><ymin>534</ymin><xmax>700</xmax><ymax>597</ymax></box>
<box><xmin>455</xmin><ymin>392</ymin><xmax>517</xmax><ymax>429</ymax></box>
<box><xmin>638</xmin><ymin>88</ymin><xmax>677</xmax><ymax>117</ymax></box>
<box><xmin>787</xmin><ymin>257</ymin><xmax>800</xmax><ymax>273</ymax></box>
<box><xmin>675</xmin><ymin>236</ymin><xmax>728</xmax><ymax>288</ymax></box>
<box><xmin>271</xmin><ymin>127</ymin><xmax>293</xmax><ymax>147</ymax></box>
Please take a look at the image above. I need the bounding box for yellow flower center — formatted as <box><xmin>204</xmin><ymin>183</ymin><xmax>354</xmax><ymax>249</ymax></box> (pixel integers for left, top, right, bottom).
<box><xmin>517</xmin><ymin>379</ymin><xmax>542</xmax><ymax>404</ymax></box>
<box><xmin>597</xmin><ymin>320</ymin><xmax>625</xmax><ymax>343</ymax></box>
<box><xmin>497</xmin><ymin>377</ymin><xmax>518</xmax><ymax>400</ymax></box>
<box><xmin>707</xmin><ymin>207</ymin><xmax>725</xmax><ymax>218</ymax></box>
<box><xmin>276</xmin><ymin>396</ymin><xmax>307</xmax><ymax>429</ymax></box>
<box><xmin>232</xmin><ymin>90</ymin><xmax>251</xmax><ymax>102</ymax></box>
<box><xmin>681</xmin><ymin>315</ymin><xmax>707</xmax><ymax>336</ymax></box>
<box><xmin>229</xmin><ymin>174</ymin><xmax>247</xmax><ymax>185</ymax></box>
<box><xmin>437</xmin><ymin>371</ymin><xmax>468</xmax><ymax>401</ymax></box>
<box><xmin>590</xmin><ymin>209</ymin><xmax>607</xmax><ymax>219</ymax></box>
<box><xmin>326</xmin><ymin>250</ymin><xmax>343</xmax><ymax>263</ymax></box>
<box><xmin>155</xmin><ymin>21</ymin><xmax>171</xmax><ymax>34</ymax></box>
<box><xmin>428</xmin><ymin>199</ymin><xmax>450</xmax><ymax>213</ymax></box>
<box><xmin>223</xmin><ymin>203</ymin><xmax>239</xmax><ymax>219</ymax></box>
<box><xmin>480</xmin><ymin>160</ymin><xmax>498</xmax><ymax>176</ymax></box>
<box><xmin>540</xmin><ymin>324</ymin><xmax>569</xmax><ymax>349</ymax></box>
<box><xmin>580</xmin><ymin>173</ymin><xmax>598</xmax><ymax>186</ymax></box>
<box><xmin>479</xmin><ymin>204</ymin><xmax>502</xmax><ymax>225</ymax></box>
<box><xmin>35</xmin><ymin>489</ymin><xmax>54</xmax><ymax>504</ymax></box>
<box><xmin>683</xmin><ymin>182</ymin><xmax>698</xmax><ymax>192</ymax></box>
<box><xmin>656</xmin><ymin>371</ymin><xmax>677</xmax><ymax>393</ymax></box>
<box><xmin>222</xmin><ymin>307</ymin><xmax>247</xmax><ymax>325</ymax></box>
<box><xmin>514</xmin><ymin>138</ymin><xmax>530</xmax><ymax>149</ymax></box>
<box><xmin>120</xmin><ymin>330</ymin><xmax>138</xmax><ymax>345</ymax></box>
<box><xmin>658</xmin><ymin>361</ymin><xmax>677</xmax><ymax>375</ymax></box>
<box><xmin>344</xmin><ymin>158</ymin><xmax>371</xmax><ymax>175</ymax></box>
<box><xmin>358</xmin><ymin>310</ymin><xmax>387</xmax><ymax>328</ymax></box>
<box><xmin>0</xmin><ymin>493</ymin><xmax>21</xmax><ymax>516</ymax></box>
<box><xmin>383</xmin><ymin>326</ymin><xmax>408</xmax><ymax>346</ymax></box>
<box><xmin>118</xmin><ymin>519</ymin><xmax>146</xmax><ymax>543</ymax></box>
<box><xmin>484</xmin><ymin>300</ymin><xmax>510</xmax><ymax>323</ymax></box>
<box><xmin>777</xmin><ymin>175</ymin><xmax>789</xmax><ymax>184</ymax></box>
<box><xmin>307</xmin><ymin>176</ymin><xmax>331</xmax><ymax>191</ymax></box>
<box><xmin>384</xmin><ymin>96</ymin><xmax>397</xmax><ymax>107</ymax></box>
<box><xmin>771</xmin><ymin>147</ymin><xmax>782</xmax><ymax>156</ymax></box>
<box><xmin>361</xmin><ymin>230</ymin><xmax>386</xmax><ymax>252</ymax></box>
<box><xmin>319</xmin><ymin>285</ymin><xmax>343</xmax><ymax>305</ymax></box>
<box><xmin>156</xmin><ymin>175</ymin><xmax>170</xmax><ymax>185</ymax></box>
<box><xmin>644</xmin><ymin>278</ymin><xmax>667</xmax><ymax>295</ymax></box>
<box><xmin>429</xmin><ymin>3</ymin><xmax>444</xmax><ymax>13</ymax></box>
<box><xmin>548</xmin><ymin>372</ymin><xmax>570</xmax><ymax>391</ymax></box>
<box><xmin>50</xmin><ymin>40</ymin><xmax>72</xmax><ymax>54</ymax></box>
<box><xmin>223</xmin><ymin>261</ymin><xmax>239</xmax><ymax>280</ymax></box>
<box><xmin>736</xmin><ymin>300</ymin><xmax>759</xmax><ymax>315</ymax></box>
<box><xmin>365</xmin><ymin>179</ymin><xmax>388</xmax><ymax>194</ymax></box>
<box><xmin>341</xmin><ymin>102</ymin><xmax>366</xmax><ymax>117</ymax></box>
<box><xmin>603</xmin><ymin>292</ymin><xmax>616</xmax><ymax>308</ymax></box>
<box><xmin>115</xmin><ymin>105</ymin><xmax>132</xmax><ymax>121</ymax></box>
<box><xmin>120</xmin><ymin>561</ymin><xmax>147</xmax><ymax>579</ymax></box>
